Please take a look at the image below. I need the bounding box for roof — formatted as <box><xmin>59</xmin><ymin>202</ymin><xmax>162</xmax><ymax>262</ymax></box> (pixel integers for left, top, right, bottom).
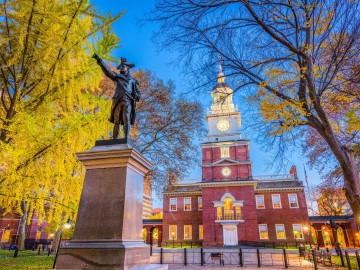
<box><xmin>212</xmin><ymin>82</ymin><xmax>231</xmax><ymax>91</ymax></box>
<box><xmin>152</xmin><ymin>208</ymin><xmax>162</xmax><ymax>214</ymax></box>
<box><xmin>143</xmin><ymin>219</ymin><xmax>162</xmax><ymax>225</ymax></box>
<box><xmin>309</xmin><ymin>215</ymin><xmax>354</xmax><ymax>222</ymax></box>
<box><xmin>256</xmin><ymin>180</ymin><xmax>303</xmax><ymax>189</ymax></box>
<box><xmin>165</xmin><ymin>185</ymin><xmax>201</xmax><ymax>193</ymax></box>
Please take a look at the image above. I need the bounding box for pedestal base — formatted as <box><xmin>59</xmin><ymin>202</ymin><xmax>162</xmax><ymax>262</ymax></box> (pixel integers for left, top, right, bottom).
<box><xmin>56</xmin><ymin>240</ymin><xmax>150</xmax><ymax>270</ymax></box>
<box><xmin>56</xmin><ymin>141</ymin><xmax>153</xmax><ymax>270</ymax></box>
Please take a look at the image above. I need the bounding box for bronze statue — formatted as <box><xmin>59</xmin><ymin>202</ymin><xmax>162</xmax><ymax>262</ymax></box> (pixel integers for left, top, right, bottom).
<box><xmin>92</xmin><ymin>53</ymin><xmax>141</xmax><ymax>140</ymax></box>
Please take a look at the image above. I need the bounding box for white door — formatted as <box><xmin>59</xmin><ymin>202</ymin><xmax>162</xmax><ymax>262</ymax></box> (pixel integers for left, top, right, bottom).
<box><xmin>223</xmin><ymin>224</ymin><xmax>238</xmax><ymax>246</ymax></box>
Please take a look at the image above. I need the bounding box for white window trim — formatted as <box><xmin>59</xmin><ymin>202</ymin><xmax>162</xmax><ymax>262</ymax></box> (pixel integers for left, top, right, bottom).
<box><xmin>184</xmin><ymin>225</ymin><xmax>192</xmax><ymax>240</ymax></box>
<box><xmin>169</xmin><ymin>225</ymin><xmax>177</xmax><ymax>240</ymax></box>
<box><xmin>255</xmin><ymin>195</ymin><xmax>265</xmax><ymax>209</ymax></box>
<box><xmin>184</xmin><ymin>197</ymin><xmax>191</xmax><ymax>211</ymax></box>
<box><xmin>259</xmin><ymin>224</ymin><xmax>269</xmax><ymax>240</ymax></box>
<box><xmin>198</xmin><ymin>197</ymin><xmax>202</xmax><ymax>211</ymax></box>
<box><xmin>292</xmin><ymin>224</ymin><xmax>304</xmax><ymax>239</ymax></box>
<box><xmin>170</xmin><ymin>198</ymin><xmax>177</xmax><ymax>211</ymax></box>
<box><xmin>199</xmin><ymin>225</ymin><xmax>203</xmax><ymax>240</ymax></box>
<box><xmin>288</xmin><ymin>194</ymin><xmax>299</xmax><ymax>208</ymax></box>
<box><xmin>272</xmin><ymin>194</ymin><xmax>282</xmax><ymax>209</ymax></box>
<box><xmin>275</xmin><ymin>224</ymin><xmax>286</xmax><ymax>240</ymax></box>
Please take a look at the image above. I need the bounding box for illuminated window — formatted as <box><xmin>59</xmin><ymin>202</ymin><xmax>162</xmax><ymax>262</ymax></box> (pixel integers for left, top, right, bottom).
<box><xmin>276</xmin><ymin>224</ymin><xmax>286</xmax><ymax>239</ymax></box>
<box><xmin>1</xmin><ymin>227</ymin><xmax>11</xmax><ymax>242</ymax></box>
<box><xmin>170</xmin><ymin>198</ymin><xmax>177</xmax><ymax>211</ymax></box>
<box><xmin>259</xmin><ymin>224</ymin><xmax>269</xmax><ymax>239</ymax></box>
<box><xmin>198</xmin><ymin>197</ymin><xmax>202</xmax><ymax>210</ymax></box>
<box><xmin>169</xmin><ymin>225</ymin><xmax>177</xmax><ymax>240</ymax></box>
<box><xmin>199</xmin><ymin>225</ymin><xmax>203</xmax><ymax>240</ymax></box>
<box><xmin>184</xmin><ymin>225</ymin><xmax>192</xmax><ymax>240</ymax></box>
<box><xmin>221</xmin><ymin>147</ymin><xmax>230</xmax><ymax>158</ymax></box>
<box><xmin>256</xmin><ymin>195</ymin><xmax>265</xmax><ymax>209</ymax></box>
<box><xmin>217</xmin><ymin>207</ymin><xmax>222</xmax><ymax>220</ymax></box>
<box><xmin>235</xmin><ymin>206</ymin><xmax>241</xmax><ymax>220</ymax></box>
<box><xmin>36</xmin><ymin>230</ymin><xmax>41</xmax><ymax>241</ymax></box>
<box><xmin>289</xmin><ymin>194</ymin><xmax>299</xmax><ymax>208</ymax></box>
<box><xmin>219</xmin><ymin>93</ymin><xmax>225</xmax><ymax>104</ymax></box>
<box><xmin>272</xmin><ymin>194</ymin><xmax>282</xmax><ymax>208</ymax></box>
<box><xmin>184</xmin><ymin>197</ymin><xmax>191</xmax><ymax>211</ymax></box>
<box><xmin>293</xmin><ymin>224</ymin><xmax>304</xmax><ymax>239</ymax></box>
<box><xmin>224</xmin><ymin>197</ymin><xmax>234</xmax><ymax>220</ymax></box>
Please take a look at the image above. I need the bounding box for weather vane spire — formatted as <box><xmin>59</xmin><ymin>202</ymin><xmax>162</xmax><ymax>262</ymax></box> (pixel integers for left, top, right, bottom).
<box><xmin>217</xmin><ymin>54</ymin><xmax>225</xmax><ymax>82</ymax></box>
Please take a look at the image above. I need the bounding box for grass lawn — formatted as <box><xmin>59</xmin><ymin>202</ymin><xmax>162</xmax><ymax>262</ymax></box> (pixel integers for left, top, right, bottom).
<box><xmin>0</xmin><ymin>256</ymin><xmax>54</xmax><ymax>269</ymax></box>
<box><xmin>0</xmin><ymin>250</ymin><xmax>50</xmax><ymax>258</ymax></box>
<box><xmin>332</xmin><ymin>255</ymin><xmax>360</xmax><ymax>270</ymax></box>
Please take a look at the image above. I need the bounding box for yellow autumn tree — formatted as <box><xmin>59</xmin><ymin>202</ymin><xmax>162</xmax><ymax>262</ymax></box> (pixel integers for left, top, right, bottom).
<box><xmin>151</xmin><ymin>1</ymin><xmax>360</xmax><ymax>225</ymax></box>
<box><xmin>0</xmin><ymin>0</ymin><xmax>124</xmax><ymax>249</ymax></box>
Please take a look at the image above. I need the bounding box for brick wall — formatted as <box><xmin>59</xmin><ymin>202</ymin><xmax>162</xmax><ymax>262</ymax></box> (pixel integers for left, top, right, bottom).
<box><xmin>201</xmin><ymin>185</ymin><xmax>259</xmax><ymax>246</ymax></box>
<box><xmin>256</xmin><ymin>191</ymin><xmax>310</xmax><ymax>242</ymax></box>
<box><xmin>163</xmin><ymin>195</ymin><xmax>203</xmax><ymax>242</ymax></box>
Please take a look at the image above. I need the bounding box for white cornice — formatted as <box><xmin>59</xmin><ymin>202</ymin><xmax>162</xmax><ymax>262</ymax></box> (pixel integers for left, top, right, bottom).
<box><xmin>163</xmin><ymin>191</ymin><xmax>202</xmax><ymax>196</ymax></box>
<box><xmin>201</xmin><ymin>161</ymin><xmax>252</xmax><ymax>167</ymax></box>
<box><xmin>255</xmin><ymin>187</ymin><xmax>304</xmax><ymax>193</ymax></box>
<box><xmin>200</xmin><ymin>140</ymin><xmax>250</xmax><ymax>148</ymax></box>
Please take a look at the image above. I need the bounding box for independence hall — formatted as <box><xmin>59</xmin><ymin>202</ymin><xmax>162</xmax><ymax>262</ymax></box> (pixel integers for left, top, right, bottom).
<box><xmin>162</xmin><ymin>61</ymin><xmax>310</xmax><ymax>247</ymax></box>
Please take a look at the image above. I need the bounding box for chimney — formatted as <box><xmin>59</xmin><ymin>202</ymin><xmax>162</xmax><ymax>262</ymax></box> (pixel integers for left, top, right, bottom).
<box><xmin>290</xmin><ymin>165</ymin><xmax>298</xmax><ymax>179</ymax></box>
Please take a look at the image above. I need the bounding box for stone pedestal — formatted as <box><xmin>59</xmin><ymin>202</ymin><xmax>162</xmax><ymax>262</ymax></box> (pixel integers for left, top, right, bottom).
<box><xmin>56</xmin><ymin>140</ymin><xmax>153</xmax><ymax>270</ymax></box>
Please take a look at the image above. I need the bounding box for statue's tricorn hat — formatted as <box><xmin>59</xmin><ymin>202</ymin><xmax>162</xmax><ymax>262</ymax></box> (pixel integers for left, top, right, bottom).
<box><xmin>117</xmin><ymin>57</ymin><xmax>135</xmax><ymax>70</ymax></box>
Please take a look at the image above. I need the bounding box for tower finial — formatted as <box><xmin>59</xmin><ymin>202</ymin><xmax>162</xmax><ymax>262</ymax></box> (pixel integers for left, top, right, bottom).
<box><xmin>217</xmin><ymin>54</ymin><xmax>225</xmax><ymax>83</ymax></box>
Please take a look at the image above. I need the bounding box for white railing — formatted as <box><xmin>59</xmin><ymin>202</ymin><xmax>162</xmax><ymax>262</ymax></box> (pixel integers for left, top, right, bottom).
<box><xmin>179</xmin><ymin>179</ymin><xmax>202</xmax><ymax>184</ymax></box>
<box><xmin>253</xmin><ymin>174</ymin><xmax>295</xmax><ymax>181</ymax></box>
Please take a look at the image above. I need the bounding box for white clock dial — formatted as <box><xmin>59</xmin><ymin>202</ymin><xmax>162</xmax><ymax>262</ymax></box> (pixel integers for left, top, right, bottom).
<box><xmin>217</xmin><ymin>120</ymin><xmax>230</xmax><ymax>131</ymax></box>
<box><xmin>221</xmin><ymin>167</ymin><xmax>231</xmax><ymax>177</ymax></box>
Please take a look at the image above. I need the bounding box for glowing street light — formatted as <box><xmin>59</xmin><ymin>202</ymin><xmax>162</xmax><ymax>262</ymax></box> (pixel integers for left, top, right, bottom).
<box><xmin>303</xmin><ymin>225</ymin><xmax>312</xmax><ymax>248</ymax></box>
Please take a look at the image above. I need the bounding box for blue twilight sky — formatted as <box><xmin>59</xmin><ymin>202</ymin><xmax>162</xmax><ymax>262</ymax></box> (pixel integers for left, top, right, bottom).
<box><xmin>92</xmin><ymin>0</ymin><xmax>324</xmax><ymax>208</ymax></box>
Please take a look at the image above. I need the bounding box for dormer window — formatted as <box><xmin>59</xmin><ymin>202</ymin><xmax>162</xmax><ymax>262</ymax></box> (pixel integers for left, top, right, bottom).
<box><xmin>221</xmin><ymin>147</ymin><xmax>230</xmax><ymax>158</ymax></box>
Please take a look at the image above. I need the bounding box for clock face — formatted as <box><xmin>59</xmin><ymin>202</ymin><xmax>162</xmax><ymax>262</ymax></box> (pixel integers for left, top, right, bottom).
<box><xmin>217</xmin><ymin>120</ymin><xmax>230</xmax><ymax>131</ymax></box>
<box><xmin>221</xmin><ymin>167</ymin><xmax>231</xmax><ymax>177</ymax></box>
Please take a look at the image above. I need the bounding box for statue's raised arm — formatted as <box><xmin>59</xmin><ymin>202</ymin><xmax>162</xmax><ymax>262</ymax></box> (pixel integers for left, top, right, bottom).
<box><xmin>92</xmin><ymin>54</ymin><xmax>139</xmax><ymax>141</ymax></box>
<box><xmin>92</xmin><ymin>53</ymin><xmax>118</xmax><ymax>81</ymax></box>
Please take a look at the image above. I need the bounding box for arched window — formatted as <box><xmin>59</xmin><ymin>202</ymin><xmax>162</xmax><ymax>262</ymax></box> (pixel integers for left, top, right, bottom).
<box><xmin>337</xmin><ymin>227</ymin><xmax>346</xmax><ymax>247</ymax></box>
<box><xmin>1</xmin><ymin>226</ymin><xmax>11</xmax><ymax>242</ymax></box>
<box><xmin>217</xmin><ymin>207</ymin><xmax>222</xmax><ymax>220</ymax></box>
<box><xmin>142</xmin><ymin>228</ymin><xmax>147</xmax><ymax>243</ymax></box>
<box><xmin>311</xmin><ymin>226</ymin><xmax>318</xmax><ymax>245</ymax></box>
<box><xmin>213</xmin><ymin>95</ymin><xmax>217</xmax><ymax>105</ymax></box>
<box><xmin>219</xmin><ymin>93</ymin><xmax>225</xmax><ymax>104</ymax></box>
<box><xmin>224</xmin><ymin>197</ymin><xmax>234</xmax><ymax>220</ymax></box>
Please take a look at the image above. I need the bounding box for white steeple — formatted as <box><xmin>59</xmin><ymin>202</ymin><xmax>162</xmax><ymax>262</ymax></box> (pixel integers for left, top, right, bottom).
<box><xmin>205</xmin><ymin>56</ymin><xmax>242</xmax><ymax>142</ymax></box>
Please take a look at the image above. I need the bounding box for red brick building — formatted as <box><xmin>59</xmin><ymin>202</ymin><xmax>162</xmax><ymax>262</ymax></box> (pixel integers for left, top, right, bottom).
<box><xmin>162</xmin><ymin>60</ymin><xmax>310</xmax><ymax>247</ymax></box>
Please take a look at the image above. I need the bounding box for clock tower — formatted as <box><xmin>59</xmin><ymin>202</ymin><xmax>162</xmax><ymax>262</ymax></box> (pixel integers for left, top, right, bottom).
<box><xmin>201</xmin><ymin>58</ymin><xmax>252</xmax><ymax>181</ymax></box>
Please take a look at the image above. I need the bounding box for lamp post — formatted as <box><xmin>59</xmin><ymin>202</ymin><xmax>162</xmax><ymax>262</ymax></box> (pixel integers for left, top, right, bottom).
<box><xmin>329</xmin><ymin>218</ymin><xmax>340</xmax><ymax>255</ymax></box>
<box><xmin>53</xmin><ymin>219</ymin><xmax>72</xmax><ymax>269</ymax></box>
<box><xmin>171</xmin><ymin>232</ymin><xmax>175</xmax><ymax>248</ymax></box>
<box><xmin>303</xmin><ymin>226</ymin><xmax>312</xmax><ymax>248</ymax></box>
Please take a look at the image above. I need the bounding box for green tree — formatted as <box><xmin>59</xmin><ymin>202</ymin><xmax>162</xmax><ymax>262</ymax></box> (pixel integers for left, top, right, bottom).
<box><xmin>0</xmin><ymin>0</ymin><xmax>123</xmax><ymax>249</ymax></box>
<box><xmin>150</xmin><ymin>1</ymin><xmax>360</xmax><ymax>224</ymax></box>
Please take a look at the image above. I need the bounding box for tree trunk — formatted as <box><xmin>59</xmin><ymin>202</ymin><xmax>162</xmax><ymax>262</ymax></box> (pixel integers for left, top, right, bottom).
<box><xmin>341</xmin><ymin>148</ymin><xmax>360</xmax><ymax>227</ymax></box>
<box><xmin>52</xmin><ymin>216</ymin><xmax>64</xmax><ymax>252</ymax></box>
<box><xmin>309</xmin><ymin>118</ymin><xmax>360</xmax><ymax>227</ymax></box>
<box><xmin>17</xmin><ymin>200</ymin><xmax>28</xmax><ymax>251</ymax></box>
